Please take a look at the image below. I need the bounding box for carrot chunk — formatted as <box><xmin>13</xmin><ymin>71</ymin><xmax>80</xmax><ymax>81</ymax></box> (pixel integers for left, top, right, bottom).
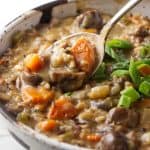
<box><xmin>86</xmin><ymin>134</ymin><xmax>101</xmax><ymax>142</ymax></box>
<box><xmin>48</xmin><ymin>97</ymin><xmax>77</xmax><ymax>119</ymax></box>
<box><xmin>138</xmin><ymin>64</ymin><xmax>150</xmax><ymax>76</ymax></box>
<box><xmin>71</xmin><ymin>38</ymin><xmax>96</xmax><ymax>73</ymax></box>
<box><xmin>24</xmin><ymin>53</ymin><xmax>44</xmax><ymax>72</ymax></box>
<box><xmin>38</xmin><ymin>120</ymin><xmax>57</xmax><ymax>132</ymax></box>
<box><xmin>22</xmin><ymin>87</ymin><xmax>54</xmax><ymax>104</ymax></box>
<box><xmin>38</xmin><ymin>88</ymin><xmax>54</xmax><ymax>102</ymax></box>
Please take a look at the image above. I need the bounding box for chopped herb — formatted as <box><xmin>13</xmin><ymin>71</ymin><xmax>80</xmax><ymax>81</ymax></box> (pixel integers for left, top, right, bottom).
<box><xmin>139</xmin><ymin>81</ymin><xmax>150</xmax><ymax>96</ymax></box>
<box><xmin>142</xmin><ymin>76</ymin><xmax>150</xmax><ymax>82</ymax></box>
<box><xmin>111</xmin><ymin>70</ymin><xmax>129</xmax><ymax>77</ymax></box>
<box><xmin>121</xmin><ymin>87</ymin><xmax>140</xmax><ymax>102</ymax></box>
<box><xmin>105</xmin><ymin>39</ymin><xmax>133</xmax><ymax>62</ymax></box>
<box><xmin>92</xmin><ymin>63</ymin><xmax>106</xmax><ymax>81</ymax></box>
<box><xmin>137</xmin><ymin>64</ymin><xmax>150</xmax><ymax>76</ymax></box>
<box><xmin>118</xmin><ymin>95</ymin><xmax>132</xmax><ymax>108</ymax></box>
<box><xmin>142</xmin><ymin>59</ymin><xmax>150</xmax><ymax>65</ymax></box>
<box><xmin>106</xmin><ymin>39</ymin><xmax>133</xmax><ymax>50</ymax></box>
<box><xmin>105</xmin><ymin>45</ymin><xmax>123</xmax><ymax>62</ymax></box>
<box><xmin>112</xmin><ymin>61</ymin><xmax>129</xmax><ymax>70</ymax></box>
<box><xmin>118</xmin><ymin>87</ymin><xmax>140</xmax><ymax>108</ymax></box>
<box><xmin>129</xmin><ymin>59</ymin><xmax>150</xmax><ymax>86</ymax></box>
<box><xmin>140</xmin><ymin>44</ymin><xmax>150</xmax><ymax>58</ymax></box>
<box><xmin>129</xmin><ymin>59</ymin><xmax>142</xmax><ymax>86</ymax></box>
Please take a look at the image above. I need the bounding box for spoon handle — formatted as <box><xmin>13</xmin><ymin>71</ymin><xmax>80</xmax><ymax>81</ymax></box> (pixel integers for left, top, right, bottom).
<box><xmin>102</xmin><ymin>0</ymin><xmax>142</xmax><ymax>38</ymax></box>
<box><xmin>109</xmin><ymin>0</ymin><xmax>142</xmax><ymax>27</ymax></box>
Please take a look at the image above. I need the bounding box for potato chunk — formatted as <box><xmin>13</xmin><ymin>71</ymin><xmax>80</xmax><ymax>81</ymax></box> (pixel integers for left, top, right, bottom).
<box><xmin>88</xmin><ymin>85</ymin><xmax>110</xmax><ymax>99</ymax></box>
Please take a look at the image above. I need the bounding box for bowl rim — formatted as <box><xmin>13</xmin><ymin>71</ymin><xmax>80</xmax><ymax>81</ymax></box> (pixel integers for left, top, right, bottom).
<box><xmin>0</xmin><ymin>0</ymin><xmax>149</xmax><ymax>149</ymax></box>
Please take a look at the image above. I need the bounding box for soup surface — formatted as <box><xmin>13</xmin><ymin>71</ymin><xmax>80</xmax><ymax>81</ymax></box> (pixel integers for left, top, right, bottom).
<box><xmin>0</xmin><ymin>4</ymin><xmax>150</xmax><ymax>150</ymax></box>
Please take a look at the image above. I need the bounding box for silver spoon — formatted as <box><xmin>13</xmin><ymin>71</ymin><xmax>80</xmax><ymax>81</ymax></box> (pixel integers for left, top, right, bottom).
<box><xmin>45</xmin><ymin>0</ymin><xmax>142</xmax><ymax>76</ymax></box>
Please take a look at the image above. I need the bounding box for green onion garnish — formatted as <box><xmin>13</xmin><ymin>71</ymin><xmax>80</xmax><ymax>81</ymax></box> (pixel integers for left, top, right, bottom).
<box><xmin>121</xmin><ymin>87</ymin><xmax>140</xmax><ymax>102</ymax></box>
<box><xmin>139</xmin><ymin>81</ymin><xmax>150</xmax><ymax>96</ymax></box>
<box><xmin>118</xmin><ymin>87</ymin><xmax>140</xmax><ymax>108</ymax></box>
<box><xmin>118</xmin><ymin>95</ymin><xmax>132</xmax><ymax>108</ymax></box>
<box><xmin>140</xmin><ymin>44</ymin><xmax>150</xmax><ymax>58</ymax></box>
<box><xmin>105</xmin><ymin>39</ymin><xmax>133</xmax><ymax>62</ymax></box>
<box><xmin>129</xmin><ymin>59</ymin><xmax>142</xmax><ymax>86</ymax></box>
<box><xmin>106</xmin><ymin>39</ymin><xmax>133</xmax><ymax>50</ymax></box>
<box><xmin>111</xmin><ymin>70</ymin><xmax>129</xmax><ymax>77</ymax></box>
<box><xmin>92</xmin><ymin>63</ymin><xmax>106</xmax><ymax>81</ymax></box>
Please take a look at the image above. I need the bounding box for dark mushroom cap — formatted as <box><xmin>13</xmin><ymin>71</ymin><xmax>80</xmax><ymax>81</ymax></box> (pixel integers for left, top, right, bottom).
<box><xmin>72</xmin><ymin>10</ymin><xmax>103</xmax><ymax>33</ymax></box>
<box><xmin>106</xmin><ymin>107</ymin><xmax>139</xmax><ymax>128</ymax></box>
<box><xmin>22</xmin><ymin>72</ymin><xmax>42</xmax><ymax>86</ymax></box>
<box><xmin>97</xmin><ymin>132</ymin><xmax>129</xmax><ymax>150</ymax></box>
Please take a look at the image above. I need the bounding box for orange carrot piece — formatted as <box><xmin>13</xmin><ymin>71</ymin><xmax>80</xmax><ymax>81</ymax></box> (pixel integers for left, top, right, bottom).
<box><xmin>0</xmin><ymin>58</ymin><xmax>6</xmax><ymax>65</ymax></box>
<box><xmin>24</xmin><ymin>53</ymin><xmax>44</xmax><ymax>72</ymax></box>
<box><xmin>71</xmin><ymin>38</ymin><xmax>96</xmax><ymax>73</ymax></box>
<box><xmin>48</xmin><ymin>97</ymin><xmax>77</xmax><ymax>119</ymax></box>
<box><xmin>86</xmin><ymin>134</ymin><xmax>101</xmax><ymax>142</ymax></box>
<box><xmin>39</xmin><ymin>88</ymin><xmax>54</xmax><ymax>102</ymax></box>
<box><xmin>22</xmin><ymin>87</ymin><xmax>54</xmax><ymax>104</ymax></box>
<box><xmin>38</xmin><ymin>120</ymin><xmax>57</xmax><ymax>132</ymax></box>
<box><xmin>138</xmin><ymin>64</ymin><xmax>150</xmax><ymax>76</ymax></box>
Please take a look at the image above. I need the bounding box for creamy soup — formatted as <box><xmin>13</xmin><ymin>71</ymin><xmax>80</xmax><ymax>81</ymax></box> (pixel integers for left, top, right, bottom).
<box><xmin>0</xmin><ymin>5</ymin><xmax>150</xmax><ymax>150</ymax></box>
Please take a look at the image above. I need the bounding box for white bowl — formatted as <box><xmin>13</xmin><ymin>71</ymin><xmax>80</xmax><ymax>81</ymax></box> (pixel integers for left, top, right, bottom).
<box><xmin>0</xmin><ymin>0</ymin><xmax>149</xmax><ymax>150</ymax></box>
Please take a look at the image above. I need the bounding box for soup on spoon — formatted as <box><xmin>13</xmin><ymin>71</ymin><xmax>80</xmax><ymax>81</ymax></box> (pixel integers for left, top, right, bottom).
<box><xmin>22</xmin><ymin>0</ymin><xmax>142</xmax><ymax>92</ymax></box>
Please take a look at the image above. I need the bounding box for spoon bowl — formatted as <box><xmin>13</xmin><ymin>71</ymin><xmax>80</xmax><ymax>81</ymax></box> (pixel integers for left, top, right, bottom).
<box><xmin>44</xmin><ymin>32</ymin><xmax>104</xmax><ymax>75</ymax></box>
<box><xmin>44</xmin><ymin>0</ymin><xmax>142</xmax><ymax>76</ymax></box>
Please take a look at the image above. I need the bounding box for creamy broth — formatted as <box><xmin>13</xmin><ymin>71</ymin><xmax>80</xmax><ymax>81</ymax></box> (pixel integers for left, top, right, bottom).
<box><xmin>0</xmin><ymin>6</ymin><xmax>150</xmax><ymax>150</ymax></box>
